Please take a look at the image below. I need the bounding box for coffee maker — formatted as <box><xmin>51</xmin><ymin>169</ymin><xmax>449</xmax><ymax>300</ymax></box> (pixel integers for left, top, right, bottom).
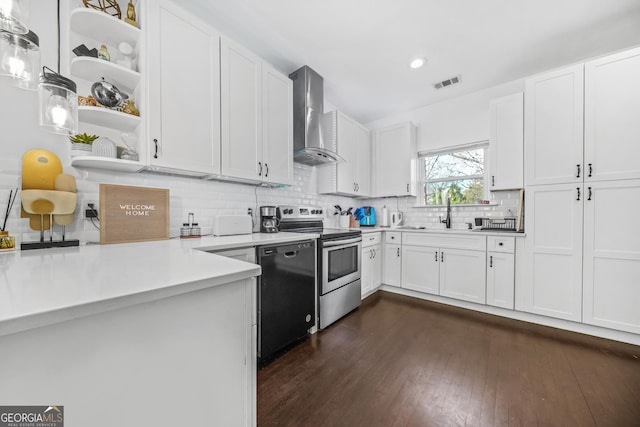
<box><xmin>260</xmin><ymin>206</ymin><xmax>279</xmax><ymax>233</ymax></box>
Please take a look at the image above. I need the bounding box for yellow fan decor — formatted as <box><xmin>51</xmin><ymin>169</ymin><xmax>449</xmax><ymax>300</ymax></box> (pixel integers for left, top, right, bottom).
<box><xmin>83</xmin><ymin>0</ymin><xmax>122</xmax><ymax>19</ymax></box>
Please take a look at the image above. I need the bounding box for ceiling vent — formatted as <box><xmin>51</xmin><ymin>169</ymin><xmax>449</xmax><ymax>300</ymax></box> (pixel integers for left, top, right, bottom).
<box><xmin>433</xmin><ymin>75</ymin><xmax>462</xmax><ymax>90</ymax></box>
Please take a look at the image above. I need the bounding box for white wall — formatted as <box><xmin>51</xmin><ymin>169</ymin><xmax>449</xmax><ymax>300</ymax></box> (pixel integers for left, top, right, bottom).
<box><xmin>366</xmin><ymin>79</ymin><xmax>524</xmax><ymax>153</ymax></box>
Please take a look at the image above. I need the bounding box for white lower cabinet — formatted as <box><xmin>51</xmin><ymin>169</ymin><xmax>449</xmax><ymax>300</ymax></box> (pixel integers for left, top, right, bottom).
<box><xmin>439</xmin><ymin>248</ymin><xmax>486</xmax><ymax>304</ymax></box>
<box><xmin>400</xmin><ymin>233</ymin><xmax>487</xmax><ymax>304</ymax></box>
<box><xmin>517</xmin><ymin>184</ymin><xmax>584</xmax><ymax>321</ymax></box>
<box><xmin>486</xmin><ymin>237</ymin><xmax>516</xmax><ymax>309</ymax></box>
<box><xmin>383</xmin><ymin>231</ymin><xmax>402</xmax><ymax>286</ymax></box>
<box><xmin>361</xmin><ymin>233</ymin><xmax>382</xmax><ymax>298</ymax></box>
<box><xmin>402</xmin><ymin>245</ymin><xmax>440</xmax><ymax>295</ymax></box>
<box><xmin>582</xmin><ymin>180</ymin><xmax>640</xmax><ymax>334</ymax></box>
<box><xmin>383</xmin><ymin>244</ymin><xmax>402</xmax><ymax>287</ymax></box>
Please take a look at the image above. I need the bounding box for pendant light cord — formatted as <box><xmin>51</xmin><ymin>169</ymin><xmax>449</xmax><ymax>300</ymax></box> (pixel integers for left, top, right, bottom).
<box><xmin>57</xmin><ymin>0</ymin><xmax>61</xmax><ymax>72</ymax></box>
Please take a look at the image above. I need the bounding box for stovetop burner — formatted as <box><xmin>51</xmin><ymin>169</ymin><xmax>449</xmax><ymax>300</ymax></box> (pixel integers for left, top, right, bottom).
<box><xmin>277</xmin><ymin>205</ymin><xmax>361</xmax><ymax>240</ymax></box>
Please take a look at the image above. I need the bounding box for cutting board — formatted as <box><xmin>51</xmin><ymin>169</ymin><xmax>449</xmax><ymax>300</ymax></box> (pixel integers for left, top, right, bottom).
<box><xmin>99</xmin><ymin>184</ymin><xmax>170</xmax><ymax>244</ymax></box>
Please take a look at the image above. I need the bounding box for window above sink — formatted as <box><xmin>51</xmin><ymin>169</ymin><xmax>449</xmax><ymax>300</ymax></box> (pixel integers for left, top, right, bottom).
<box><xmin>417</xmin><ymin>143</ymin><xmax>488</xmax><ymax>206</ymax></box>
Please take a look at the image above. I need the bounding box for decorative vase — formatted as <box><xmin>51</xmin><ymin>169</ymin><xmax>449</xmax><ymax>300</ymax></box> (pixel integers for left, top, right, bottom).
<box><xmin>92</xmin><ymin>137</ymin><xmax>117</xmax><ymax>158</ymax></box>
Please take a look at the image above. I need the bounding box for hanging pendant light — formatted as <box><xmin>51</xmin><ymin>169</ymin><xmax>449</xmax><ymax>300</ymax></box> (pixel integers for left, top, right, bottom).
<box><xmin>0</xmin><ymin>28</ymin><xmax>39</xmax><ymax>89</ymax></box>
<box><xmin>38</xmin><ymin>66</ymin><xmax>78</xmax><ymax>135</ymax></box>
<box><xmin>0</xmin><ymin>0</ymin><xmax>29</xmax><ymax>34</ymax></box>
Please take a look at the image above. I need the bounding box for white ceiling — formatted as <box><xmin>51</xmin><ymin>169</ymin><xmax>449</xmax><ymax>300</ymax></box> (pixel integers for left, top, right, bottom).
<box><xmin>181</xmin><ymin>0</ymin><xmax>640</xmax><ymax>124</ymax></box>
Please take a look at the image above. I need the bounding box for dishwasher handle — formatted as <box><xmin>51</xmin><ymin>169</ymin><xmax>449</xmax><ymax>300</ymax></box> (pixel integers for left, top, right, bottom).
<box><xmin>259</xmin><ymin>240</ymin><xmax>314</xmax><ymax>257</ymax></box>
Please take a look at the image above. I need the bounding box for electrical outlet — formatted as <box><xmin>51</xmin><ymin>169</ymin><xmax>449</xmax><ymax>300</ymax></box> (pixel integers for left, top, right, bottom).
<box><xmin>247</xmin><ymin>208</ymin><xmax>253</xmax><ymax>216</ymax></box>
<box><xmin>85</xmin><ymin>202</ymin><xmax>99</xmax><ymax>219</ymax></box>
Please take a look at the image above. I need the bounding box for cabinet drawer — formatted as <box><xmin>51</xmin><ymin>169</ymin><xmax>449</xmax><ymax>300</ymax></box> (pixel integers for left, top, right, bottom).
<box><xmin>362</xmin><ymin>232</ymin><xmax>382</xmax><ymax>247</ymax></box>
<box><xmin>385</xmin><ymin>232</ymin><xmax>402</xmax><ymax>244</ymax></box>
<box><xmin>487</xmin><ymin>236</ymin><xmax>515</xmax><ymax>253</ymax></box>
<box><xmin>402</xmin><ymin>232</ymin><xmax>486</xmax><ymax>251</ymax></box>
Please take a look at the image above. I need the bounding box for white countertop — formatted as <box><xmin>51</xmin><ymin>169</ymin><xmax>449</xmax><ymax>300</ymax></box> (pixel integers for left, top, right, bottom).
<box><xmin>0</xmin><ymin>232</ymin><xmax>318</xmax><ymax>337</ymax></box>
<box><xmin>356</xmin><ymin>226</ymin><xmax>525</xmax><ymax>237</ymax></box>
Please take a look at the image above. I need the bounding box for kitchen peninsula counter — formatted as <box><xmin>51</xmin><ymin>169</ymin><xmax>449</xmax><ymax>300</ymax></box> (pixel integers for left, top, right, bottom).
<box><xmin>0</xmin><ymin>232</ymin><xmax>317</xmax><ymax>427</ymax></box>
<box><xmin>0</xmin><ymin>232</ymin><xmax>317</xmax><ymax>337</ymax></box>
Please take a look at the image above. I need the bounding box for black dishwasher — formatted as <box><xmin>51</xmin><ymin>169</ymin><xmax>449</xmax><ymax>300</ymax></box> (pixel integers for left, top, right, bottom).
<box><xmin>257</xmin><ymin>240</ymin><xmax>315</xmax><ymax>367</ymax></box>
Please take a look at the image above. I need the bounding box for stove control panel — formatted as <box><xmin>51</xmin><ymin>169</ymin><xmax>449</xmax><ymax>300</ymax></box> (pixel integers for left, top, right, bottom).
<box><xmin>278</xmin><ymin>205</ymin><xmax>324</xmax><ymax>220</ymax></box>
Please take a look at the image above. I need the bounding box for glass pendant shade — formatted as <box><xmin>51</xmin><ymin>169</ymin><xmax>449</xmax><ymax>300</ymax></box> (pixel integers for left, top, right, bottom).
<box><xmin>0</xmin><ymin>28</ymin><xmax>39</xmax><ymax>89</ymax></box>
<box><xmin>0</xmin><ymin>0</ymin><xmax>29</xmax><ymax>34</ymax></box>
<box><xmin>38</xmin><ymin>66</ymin><xmax>78</xmax><ymax>135</ymax></box>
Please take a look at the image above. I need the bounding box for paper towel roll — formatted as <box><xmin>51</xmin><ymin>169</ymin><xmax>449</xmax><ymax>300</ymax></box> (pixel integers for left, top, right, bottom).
<box><xmin>381</xmin><ymin>205</ymin><xmax>389</xmax><ymax>227</ymax></box>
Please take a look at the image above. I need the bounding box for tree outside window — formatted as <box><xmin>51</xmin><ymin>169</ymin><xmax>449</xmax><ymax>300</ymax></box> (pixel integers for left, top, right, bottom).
<box><xmin>420</xmin><ymin>145</ymin><xmax>487</xmax><ymax>206</ymax></box>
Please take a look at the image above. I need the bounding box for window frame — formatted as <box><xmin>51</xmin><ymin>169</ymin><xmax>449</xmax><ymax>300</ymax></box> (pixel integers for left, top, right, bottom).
<box><xmin>416</xmin><ymin>142</ymin><xmax>490</xmax><ymax>207</ymax></box>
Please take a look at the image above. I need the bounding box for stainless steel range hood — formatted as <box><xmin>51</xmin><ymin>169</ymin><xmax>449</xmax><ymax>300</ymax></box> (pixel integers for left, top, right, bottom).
<box><xmin>289</xmin><ymin>66</ymin><xmax>344</xmax><ymax>166</ymax></box>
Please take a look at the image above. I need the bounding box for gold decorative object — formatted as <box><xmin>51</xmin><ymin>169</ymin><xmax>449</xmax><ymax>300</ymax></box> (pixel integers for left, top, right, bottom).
<box><xmin>83</xmin><ymin>0</ymin><xmax>121</xmax><ymax>19</ymax></box>
<box><xmin>78</xmin><ymin>95</ymin><xmax>98</xmax><ymax>107</ymax></box>
<box><xmin>125</xmin><ymin>0</ymin><xmax>139</xmax><ymax>28</ymax></box>
<box><xmin>98</xmin><ymin>44</ymin><xmax>110</xmax><ymax>61</ymax></box>
<box><xmin>20</xmin><ymin>150</ymin><xmax>80</xmax><ymax>249</ymax></box>
<box><xmin>120</xmin><ymin>99</ymin><xmax>140</xmax><ymax>116</ymax></box>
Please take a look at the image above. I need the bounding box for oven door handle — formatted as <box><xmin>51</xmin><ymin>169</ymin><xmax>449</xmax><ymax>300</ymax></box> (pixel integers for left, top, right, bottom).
<box><xmin>322</xmin><ymin>237</ymin><xmax>362</xmax><ymax>247</ymax></box>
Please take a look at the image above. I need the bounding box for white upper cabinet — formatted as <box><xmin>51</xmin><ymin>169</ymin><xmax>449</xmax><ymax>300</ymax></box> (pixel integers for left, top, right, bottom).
<box><xmin>355</xmin><ymin>123</ymin><xmax>372</xmax><ymax>196</ymax></box>
<box><xmin>318</xmin><ymin>111</ymin><xmax>371</xmax><ymax>196</ymax></box>
<box><xmin>373</xmin><ymin>122</ymin><xmax>417</xmax><ymax>197</ymax></box>
<box><xmin>221</xmin><ymin>37</ymin><xmax>262</xmax><ymax>182</ymax></box>
<box><xmin>524</xmin><ymin>64</ymin><xmax>584</xmax><ymax>186</ymax></box>
<box><xmin>262</xmin><ymin>64</ymin><xmax>294</xmax><ymax>186</ymax></box>
<box><xmin>584</xmin><ymin>47</ymin><xmax>640</xmax><ymax>182</ymax></box>
<box><xmin>489</xmin><ymin>92</ymin><xmax>524</xmax><ymax>190</ymax></box>
<box><xmin>220</xmin><ymin>39</ymin><xmax>293</xmax><ymax>185</ymax></box>
<box><xmin>335</xmin><ymin>112</ymin><xmax>357</xmax><ymax>194</ymax></box>
<box><xmin>146</xmin><ymin>0</ymin><xmax>221</xmax><ymax>175</ymax></box>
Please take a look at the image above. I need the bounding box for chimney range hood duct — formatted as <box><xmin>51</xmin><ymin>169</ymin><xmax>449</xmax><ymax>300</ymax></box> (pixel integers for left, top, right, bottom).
<box><xmin>289</xmin><ymin>65</ymin><xmax>344</xmax><ymax>166</ymax></box>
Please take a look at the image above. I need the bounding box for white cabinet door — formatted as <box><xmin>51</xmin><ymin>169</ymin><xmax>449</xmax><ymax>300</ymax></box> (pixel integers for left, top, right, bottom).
<box><xmin>373</xmin><ymin>122</ymin><xmax>417</xmax><ymax>197</ymax></box>
<box><xmin>487</xmin><ymin>252</ymin><xmax>515</xmax><ymax>309</ymax></box>
<box><xmin>517</xmin><ymin>184</ymin><xmax>583</xmax><ymax>321</ymax></box>
<box><xmin>221</xmin><ymin>38</ymin><xmax>262</xmax><ymax>182</ymax></box>
<box><xmin>585</xmin><ymin>47</ymin><xmax>640</xmax><ymax>182</ymax></box>
<box><xmin>371</xmin><ymin>244</ymin><xmax>382</xmax><ymax>290</ymax></box>
<box><xmin>318</xmin><ymin>111</ymin><xmax>371</xmax><ymax>196</ymax></box>
<box><xmin>440</xmin><ymin>249</ymin><xmax>486</xmax><ymax>304</ymax></box>
<box><xmin>525</xmin><ymin>65</ymin><xmax>584</xmax><ymax>186</ymax></box>
<box><xmin>402</xmin><ymin>245</ymin><xmax>439</xmax><ymax>295</ymax></box>
<box><xmin>490</xmin><ymin>92</ymin><xmax>523</xmax><ymax>190</ymax></box>
<box><xmin>383</xmin><ymin>244</ymin><xmax>402</xmax><ymax>287</ymax></box>
<box><xmin>583</xmin><ymin>180</ymin><xmax>640</xmax><ymax>334</ymax></box>
<box><xmin>355</xmin><ymin>123</ymin><xmax>371</xmax><ymax>196</ymax></box>
<box><xmin>262</xmin><ymin>64</ymin><xmax>293</xmax><ymax>186</ymax></box>
<box><xmin>336</xmin><ymin>112</ymin><xmax>357</xmax><ymax>194</ymax></box>
<box><xmin>361</xmin><ymin>246</ymin><xmax>373</xmax><ymax>297</ymax></box>
<box><xmin>147</xmin><ymin>0</ymin><xmax>221</xmax><ymax>174</ymax></box>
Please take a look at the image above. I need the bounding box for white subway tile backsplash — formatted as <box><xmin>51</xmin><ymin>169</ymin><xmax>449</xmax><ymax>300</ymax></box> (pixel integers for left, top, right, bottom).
<box><xmin>1</xmin><ymin>156</ymin><xmax>524</xmax><ymax>244</ymax></box>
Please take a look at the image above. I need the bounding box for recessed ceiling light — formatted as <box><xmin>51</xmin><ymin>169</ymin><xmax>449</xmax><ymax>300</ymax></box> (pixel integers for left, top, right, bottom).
<box><xmin>410</xmin><ymin>58</ymin><xmax>427</xmax><ymax>69</ymax></box>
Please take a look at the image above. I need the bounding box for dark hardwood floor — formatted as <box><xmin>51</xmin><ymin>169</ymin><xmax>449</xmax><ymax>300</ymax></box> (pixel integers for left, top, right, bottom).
<box><xmin>257</xmin><ymin>291</ymin><xmax>640</xmax><ymax>427</ymax></box>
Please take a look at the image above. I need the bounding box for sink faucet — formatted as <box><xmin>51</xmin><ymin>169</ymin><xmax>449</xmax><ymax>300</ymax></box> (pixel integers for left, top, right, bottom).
<box><xmin>440</xmin><ymin>196</ymin><xmax>452</xmax><ymax>229</ymax></box>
